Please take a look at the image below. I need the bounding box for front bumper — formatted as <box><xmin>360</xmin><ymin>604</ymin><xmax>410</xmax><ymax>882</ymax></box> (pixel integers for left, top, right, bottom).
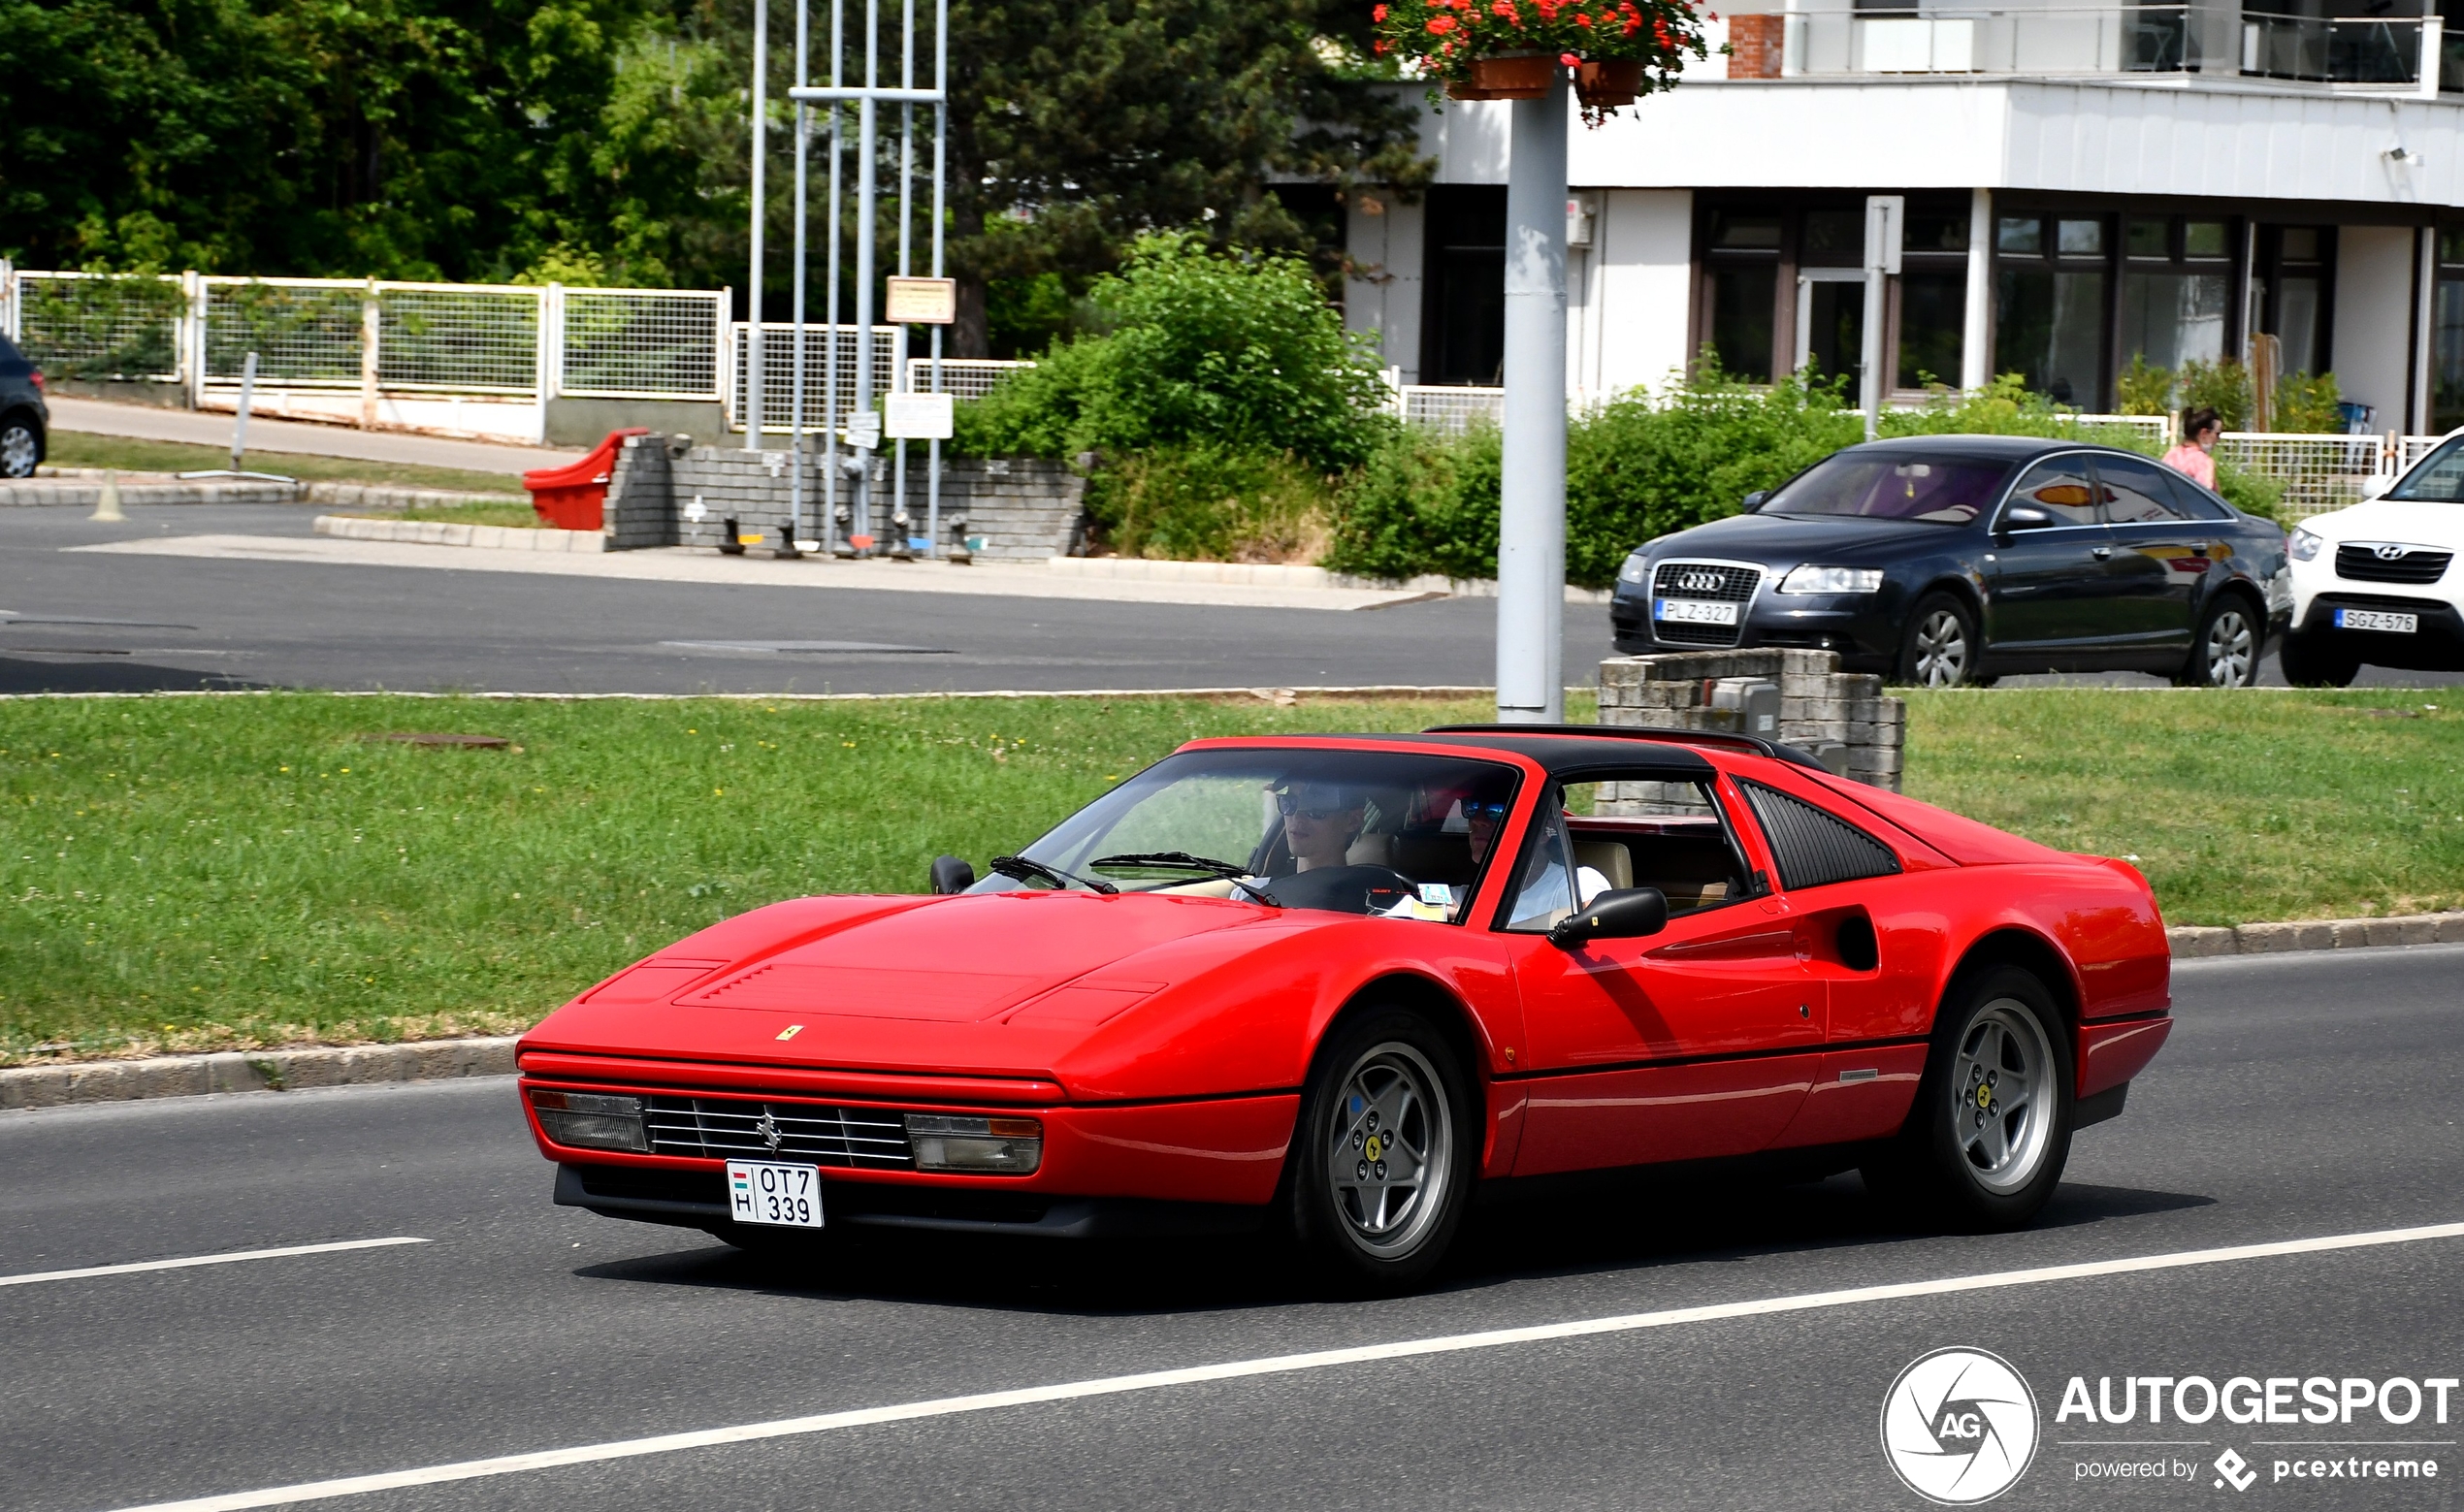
<box><xmin>2289</xmin><ymin>582</ymin><xmax>2464</xmax><ymax>670</ymax></box>
<box><xmin>553</xmin><ymin>1162</ymin><xmax>1268</xmax><ymax>1239</ymax></box>
<box><xmin>1609</xmin><ymin>584</ymin><xmax>1899</xmax><ymax>667</ymax></box>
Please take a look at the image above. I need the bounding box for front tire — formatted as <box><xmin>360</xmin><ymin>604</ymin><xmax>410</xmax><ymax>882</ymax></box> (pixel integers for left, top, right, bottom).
<box><xmin>1864</xmin><ymin>966</ymin><xmax>2074</xmax><ymax>1231</ymax></box>
<box><xmin>2278</xmin><ymin>627</ymin><xmax>2360</xmax><ymax>688</ymax></box>
<box><xmin>2178</xmin><ymin>595</ymin><xmax>2261</xmax><ymax>687</ymax></box>
<box><xmin>0</xmin><ymin>413</ymin><xmax>40</xmax><ymax>479</ymax></box>
<box><xmin>1897</xmin><ymin>594</ymin><xmax>1981</xmax><ymax>688</ymax></box>
<box><xmin>1285</xmin><ymin>1008</ymin><xmax>1475</xmax><ymax>1290</ymax></box>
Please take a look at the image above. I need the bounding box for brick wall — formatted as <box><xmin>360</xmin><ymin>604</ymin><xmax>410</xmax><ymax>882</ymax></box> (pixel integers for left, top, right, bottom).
<box><xmin>1729</xmin><ymin>14</ymin><xmax>1785</xmax><ymax>78</ymax></box>
<box><xmin>614</xmin><ymin>441</ymin><xmax>1087</xmax><ymax>559</ymax></box>
<box><xmin>1598</xmin><ymin>648</ymin><xmax>1905</xmax><ymax>792</ymax></box>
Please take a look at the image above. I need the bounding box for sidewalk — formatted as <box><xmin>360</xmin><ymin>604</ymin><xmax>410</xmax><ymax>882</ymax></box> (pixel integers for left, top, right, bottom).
<box><xmin>45</xmin><ymin>397</ymin><xmax>582</xmax><ymax>475</ymax></box>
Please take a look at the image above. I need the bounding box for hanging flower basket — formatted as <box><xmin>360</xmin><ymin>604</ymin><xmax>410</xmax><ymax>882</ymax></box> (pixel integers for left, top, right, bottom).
<box><xmin>1373</xmin><ymin>0</ymin><xmax>1709</xmax><ymax>124</ymax></box>
<box><xmin>1449</xmin><ymin>50</ymin><xmax>1556</xmax><ymax>99</ymax></box>
<box><xmin>1574</xmin><ymin>57</ymin><xmax>1644</xmax><ymax>107</ymax></box>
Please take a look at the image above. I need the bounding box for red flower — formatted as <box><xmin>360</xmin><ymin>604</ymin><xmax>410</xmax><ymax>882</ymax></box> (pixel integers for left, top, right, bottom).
<box><xmin>1620</xmin><ymin>16</ymin><xmax>1639</xmax><ymax>32</ymax></box>
<box><xmin>1536</xmin><ymin>0</ymin><xmax>1559</xmax><ymax>15</ymax></box>
<box><xmin>1575</xmin><ymin>10</ymin><xmax>1593</xmax><ymax>22</ymax></box>
<box><xmin>1373</xmin><ymin>37</ymin><xmax>1389</xmax><ymax>50</ymax></box>
<box><xmin>1491</xmin><ymin>0</ymin><xmax>1517</xmax><ymax>18</ymax></box>
<box><xmin>1373</xmin><ymin>2</ymin><xmax>1388</xmax><ymax>17</ymax></box>
<box><xmin>1559</xmin><ymin>49</ymin><xmax>1581</xmax><ymax>64</ymax></box>
<box><xmin>1427</xmin><ymin>15</ymin><xmax>1457</xmax><ymax>32</ymax></box>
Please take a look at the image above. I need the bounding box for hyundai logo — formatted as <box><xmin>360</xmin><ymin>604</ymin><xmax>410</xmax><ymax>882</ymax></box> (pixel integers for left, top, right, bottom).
<box><xmin>2375</xmin><ymin>543</ymin><xmax>2413</xmax><ymax>561</ymax></box>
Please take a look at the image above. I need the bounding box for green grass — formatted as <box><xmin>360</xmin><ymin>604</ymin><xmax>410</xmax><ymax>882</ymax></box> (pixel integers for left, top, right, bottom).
<box><xmin>348</xmin><ymin>499</ymin><xmax>546</xmax><ymax>529</ymax></box>
<box><xmin>46</xmin><ymin>433</ymin><xmax>529</xmax><ymax>497</ymax></box>
<box><xmin>1901</xmin><ymin>689</ymin><xmax>2464</xmax><ymax>927</ymax></box>
<box><xmin>0</xmin><ymin>692</ymin><xmax>1503</xmax><ymax>1063</ymax></box>
<box><xmin>4</xmin><ymin>687</ymin><xmax>2456</xmax><ymax>1066</ymax></box>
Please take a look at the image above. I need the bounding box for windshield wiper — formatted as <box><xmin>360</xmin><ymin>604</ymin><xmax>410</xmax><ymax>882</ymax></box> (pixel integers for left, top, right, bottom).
<box><xmin>1090</xmin><ymin>852</ymin><xmax>1283</xmax><ymax>908</ymax></box>
<box><xmin>988</xmin><ymin>854</ymin><xmax>1118</xmax><ymax>894</ymax></box>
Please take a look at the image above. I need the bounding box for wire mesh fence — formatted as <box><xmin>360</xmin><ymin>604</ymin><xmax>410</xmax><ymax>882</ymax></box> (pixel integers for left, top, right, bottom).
<box><xmin>904</xmin><ymin>357</ymin><xmax>1034</xmax><ymax>400</ymax></box>
<box><xmin>728</xmin><ymin>325</ymin><xmax>901</xmax><ymax>433</ymax></box>
<box><xmin>375</xmin><ymin>286</ymin><xmax>541</xmax><ymax>393</ymax></box>
<box><xmin>560</xmin><ymin>290</ymin><xmax>726</xmax><ymax>399</ymax></box>
<box><xmin>2397</xmin><ymin>434</ymin><xmax>2452</xmax><ymax>473</ymax></box>
<box><xmin>12</xmin><ymin>272</ymin><xmax>185</xmax><ymax>381</ymax></box>
<box><xmin>1401</xmin><ymin>385</ymin><xmax>1506</xmax><ymax>434</ymax></box>
<box><xmin>2218</xmin><ymin>433</ymin><xmax>2386</xmax><ymax>520</ymax></box>
<box><xmin>200</xmin><ymin>278</ymin><xmax>366</xmax><ymax>385</ymax></box>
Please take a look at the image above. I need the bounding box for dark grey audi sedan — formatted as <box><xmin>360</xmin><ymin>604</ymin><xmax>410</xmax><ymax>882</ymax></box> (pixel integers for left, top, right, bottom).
<box><xmin>1607</xmin><ymin>435</ymin><xmax>2290</xmax><ymax>687</ymax></box>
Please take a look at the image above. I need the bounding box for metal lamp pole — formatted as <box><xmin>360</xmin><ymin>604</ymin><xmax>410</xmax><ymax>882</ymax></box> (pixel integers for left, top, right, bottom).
<box><xmin>780</xmin><ymin>0</ymin><xmax>812</xmax><ymax>557</ymax></box>
<box><xmin>746</xmin><ymin>0</ymin><xmax>768</xmax><ymax>456</ymax></box>
<box><xmin>1495</xmin><ymin>80</ymin><xmax>1571</xmax><ymax>725</ymax></box>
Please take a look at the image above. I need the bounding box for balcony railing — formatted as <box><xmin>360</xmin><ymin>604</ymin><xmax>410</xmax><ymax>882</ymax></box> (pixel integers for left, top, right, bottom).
<box><xmin>1780</xmin><ymin>4</ymin><xmax>2445</xmax><ymax>89</ymax></box>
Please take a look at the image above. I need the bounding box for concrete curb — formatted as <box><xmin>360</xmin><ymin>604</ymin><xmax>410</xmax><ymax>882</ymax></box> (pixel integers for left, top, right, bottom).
<box><xmin>314</xmin><ymin>514</ymin><xmax>605</xmax><ymax>553</ymax></box>
<box><xmin>1043</xmin><ymin>555</ymin><xmax>1618</xmax><ymax>605</ymax></box>
<box><xmin>0</xmin><ymin>1037</ymin><xmax>517</xmax><ymax>1111</ymax></box>
<box><xmin>2165</xmin><ymin>912</ymin><xmax>2464</xmax><ymax>957</ymax></box>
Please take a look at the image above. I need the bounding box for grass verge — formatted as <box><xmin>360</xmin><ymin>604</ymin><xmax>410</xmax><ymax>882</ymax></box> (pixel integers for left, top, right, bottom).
<box><xmin>3</xmin><ymin>687</ymin><xmax>2455</xmax><ymax>1065</ymax></box>
<box><xmin>340</xmin><ymin>499</ymin><xmax>546</xmax><ymax>529</ymax></box>
<box><xmin>46</xmin><ymin>433</ymin><xmax>530</xmax><ymax>497</ymax></box>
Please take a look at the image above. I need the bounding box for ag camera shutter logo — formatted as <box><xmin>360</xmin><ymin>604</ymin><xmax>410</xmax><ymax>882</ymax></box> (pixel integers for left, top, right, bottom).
<box><xmin>1881</xmin><ymin>1348</ymin><xmax>2041</xmax><ymax>1503</ymax></box>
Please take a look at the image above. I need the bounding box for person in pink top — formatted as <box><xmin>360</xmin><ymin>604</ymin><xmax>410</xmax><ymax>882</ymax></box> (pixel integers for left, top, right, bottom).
<box><xmin>2160</xmin><ymin>405</ymin><xmax>2221</xmax><ymax>491</ymax></box>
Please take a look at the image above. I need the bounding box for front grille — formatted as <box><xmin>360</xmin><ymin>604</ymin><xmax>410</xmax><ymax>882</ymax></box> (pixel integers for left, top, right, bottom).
<box><xmin>2336</xmin><ymin>542</ymin><xmax>2453</xmax><ymax>585</ymax></box>
<box><xmin>644</xmin><ymin>1095</ymin><xmax>914</xmax><ymax>1168</ymax></box>
<box><xmin>1649</xmin><ymin>561</ymin><xmax>1760</xmax><ymax>647</ymax></box>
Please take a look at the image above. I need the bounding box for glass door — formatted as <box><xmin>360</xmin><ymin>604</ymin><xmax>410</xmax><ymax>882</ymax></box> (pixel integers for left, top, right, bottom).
<box><xmin>1796</xmin><ymin>268</ymin><xmax>1867</xmax><ymax>405</ymax></box>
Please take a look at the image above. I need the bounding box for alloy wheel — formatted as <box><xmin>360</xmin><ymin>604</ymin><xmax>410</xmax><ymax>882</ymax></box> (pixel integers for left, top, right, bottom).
<box><xmin>1912</xmin><ymin>609</ymin><xmax>1970</xmax><ymax>687</ymax></box>
<box><xmin>1951</xmin><ymin>1001</ymin><xmax>2057</xmax><ymax>1195</ymax></box>
<box><xmin>1323</xmin><ymin>1041</ymin><xmax>1453</xmax><ymax>1259</ymax></box>
<box><xmin>0</xmin><ymin>424</ymin><xmax>36</xmax><ymax>479</ymax></box>
<box><xmin>2201</xmin><ymin>607</ymin><xmax>2254</xmax><ymax>687</ymax></box>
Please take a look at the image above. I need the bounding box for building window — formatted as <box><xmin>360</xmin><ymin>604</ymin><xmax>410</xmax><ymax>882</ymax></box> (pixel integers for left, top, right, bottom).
<box><xmin>2253</xmin><ymin>225</ymin><xmax>2334</xmax><ymax>378</ymax></box>
<box><xmin>1702</xmin><ymin>208</ymin><xmax>1782</xmax><ymax>382</ymax></box>
<box><xmin>1995</xmin><ymin>214</ymin><xmax>2109</xmax><ymax>407</ymax></box>
<box><xmin>2434</xmin><ymin>229</ymin><xmax>2464</xmax><ymax>434</ymax></box>
<box><xmin>2119</xmin><ymin>215</ymin><xmax>2233</xmax><ymax>373</ymax></box>
<box><xmin>1896</xmin><ymin>206</ymin><xmax>1968</xmax><ymax>390</ymax></box>
<box><xmin>1419</xmin><ymin>187</ymin><xmax>1506</xmax><ymax>385</ymax></box>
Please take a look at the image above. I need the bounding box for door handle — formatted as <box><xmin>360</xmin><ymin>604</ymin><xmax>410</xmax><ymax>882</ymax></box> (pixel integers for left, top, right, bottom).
<box><xmin>2091</xmin><ymin>545</ymin><xmax>2113</xmax><ymax>560</ymax></box>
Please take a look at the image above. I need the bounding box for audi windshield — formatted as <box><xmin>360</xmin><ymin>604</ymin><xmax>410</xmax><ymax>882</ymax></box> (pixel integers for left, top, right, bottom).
<box><xmin>1758</xmin><ymin>452</ymin><xmax>2017</xmax><ymax>525</ymax></box>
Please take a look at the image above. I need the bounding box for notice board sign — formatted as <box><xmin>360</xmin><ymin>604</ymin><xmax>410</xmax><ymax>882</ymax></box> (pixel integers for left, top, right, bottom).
<box><xmin>884</xmin><ymin>277</ymin><xmax>957</xmax><ymax>325</ymax></box>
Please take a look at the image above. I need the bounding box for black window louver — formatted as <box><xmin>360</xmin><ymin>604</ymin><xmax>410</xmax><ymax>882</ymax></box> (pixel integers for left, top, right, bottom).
<box><xmin>1738</xmin><ymin>781</ymin><xmax>1900</xmax><ymax>892</ymax></box>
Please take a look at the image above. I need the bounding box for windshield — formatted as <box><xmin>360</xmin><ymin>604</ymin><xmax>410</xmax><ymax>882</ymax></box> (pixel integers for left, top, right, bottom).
<box><xmin>969</xmin><ymin>747</ymin><xmax>1522</xmax><ymax>921</ymax></box>
<box><xmin>1760</xmin><ymin>452</ymin><xmax>2015</xmax><ymax>525</ymax></box>
<box><xmin>2387</xmin><ymin>437</ymin><xmax>2464</xmax><ymax>502</ymax></box>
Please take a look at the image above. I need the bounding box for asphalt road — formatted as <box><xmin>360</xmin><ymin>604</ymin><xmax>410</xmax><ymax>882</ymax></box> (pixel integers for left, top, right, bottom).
<box><xmin>5</xmin><ymin>943</ymin><xmax>2462</xmax><ymax>1511</ymax></box>
<box><xmin>5</xmin><ymin>503</ymin><xmax>2458</xmax><ymax>696</ymax></box>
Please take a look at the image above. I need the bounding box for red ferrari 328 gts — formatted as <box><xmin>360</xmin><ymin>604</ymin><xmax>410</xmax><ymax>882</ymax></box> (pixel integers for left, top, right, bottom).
<box><xmin>520</xmin><ymin>724</ymin><xmax>2172</xmax><ymax>1286</ymax></box>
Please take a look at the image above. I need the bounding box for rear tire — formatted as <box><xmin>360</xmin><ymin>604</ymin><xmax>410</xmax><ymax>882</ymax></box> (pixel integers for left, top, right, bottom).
<box><xmin>1897</xmin><ymin>594</ymin><xmax>1981</xmax><ymax>688</ymax></box>
<box><xmin>1285</xmin><ymin>1007</ymin><xmax>1476</xmax><ymax>1291</ymax></box>
<box><xmin>2177</xmin><ymin>595</ymin><xmax>2260</xmax><ymax>687</ymax></box>
<box><xmin>2278</xmin><ymin>627</ymin><xmax>2360</xmax><ymax>688</ymax></box>
<box><xmin>1863</xmin><ymin>966</ymin><xmax>2074</xmax><ymax>1232</ymax></box>
<box><xmin>0</xmin><ymin>413</ymin><xmax>40</xmax><ymax>479</ymax></box>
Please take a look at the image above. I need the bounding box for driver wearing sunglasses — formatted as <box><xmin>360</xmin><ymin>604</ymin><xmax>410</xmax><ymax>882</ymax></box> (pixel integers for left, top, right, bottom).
<box><xmin>1275</xmin><ymin>782</ymin><xmax>1367</xmax><ymax>873</ymax></box>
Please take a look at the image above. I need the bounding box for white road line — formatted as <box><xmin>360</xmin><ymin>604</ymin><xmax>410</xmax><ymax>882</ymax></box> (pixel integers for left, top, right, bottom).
<box><xmin>113</xmin><ymin>1219</ymin><xmax>2464</xmax><ymax>1512</ymax></box>
<box><xmin>0</xmin><ymin>1237</ymin><xmax>428</xmax><ymax>1288</ymax></box>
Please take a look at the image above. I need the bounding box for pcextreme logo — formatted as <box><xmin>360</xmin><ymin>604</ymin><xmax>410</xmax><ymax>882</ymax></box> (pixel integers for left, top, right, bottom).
<box><xmin>1881</xmin><ymin>1348</ymin><xmax>2043</xmax><ymax>1504</ymax></box>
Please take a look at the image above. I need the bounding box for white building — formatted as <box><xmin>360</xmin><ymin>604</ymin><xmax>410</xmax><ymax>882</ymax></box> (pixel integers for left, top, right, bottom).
<box><xmin>1342</xmin><ymin>6</ymin><xmax>2464</xmax><ymax>432</ymax></box>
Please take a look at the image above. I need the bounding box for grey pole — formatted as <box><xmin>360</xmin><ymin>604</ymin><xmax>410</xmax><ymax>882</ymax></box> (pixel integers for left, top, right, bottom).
<box><xmin>926</xmin><ymin>0</ymin><xmax>947</xmax><ymax>559</ymax></box>
<box><xmin>891</xmin><ymin>0</ymin><xmax>914</xmax><ymax>560</ymax></box>
<box><xmin>782</xmin><ymin>0</ymin><xmax>811</xmax><ymax>557</ymax></box>
<box><xmin>853</xmin><ymin>0</ymin><xmax>879</xmax><ymax>553</ymax></box>
<box><xmin>1495</xmin><ymin>80</ymin><xmax>1570</xmax><ymax>725</ymax></box>
<box><xmin>746</xmin><ymin>0</ymin><xmax>768</xmax><ymax>454</ymax></box>
<box><xmin>823</xmin><ymin>0</ymin><xmax>844</xmax><ymax>553</ymax></box>
<box><xmin>1860</xmin><ymin>195</ymin><xmax>1902</xmax><ymax>443</ymax></box>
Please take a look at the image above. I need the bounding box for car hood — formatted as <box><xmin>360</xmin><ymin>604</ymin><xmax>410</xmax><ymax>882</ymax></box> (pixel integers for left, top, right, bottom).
<box><xmin>2304</xmin><ymin>499</ymin><xmax>2464</xmax><ymax>546</ymax></box>
<box><xmin>519</xmin><ymin>890</ymin><xmax>1326</xmax><ymax>1083</ymax></box>
<box><xmin>1639</xmin><ymin>511</ymin><xmax>1967</xmax><ymax>570</ymax></box>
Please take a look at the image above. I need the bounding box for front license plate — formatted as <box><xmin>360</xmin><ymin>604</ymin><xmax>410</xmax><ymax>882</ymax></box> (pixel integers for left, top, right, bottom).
<box><xmin>2334</xmin><ymin>608</ymin><xmax>2418</xmax><ymax>633</ymax></box>
<box><xmin>1655</xmin><ymin>597</ymin><xmax>1739</xmax><ymax>626</ymax></box>
<box><xmin>726</xmin><ymin>1160</ymin><xmax>824</xmax><ymax>1228</ymax></box>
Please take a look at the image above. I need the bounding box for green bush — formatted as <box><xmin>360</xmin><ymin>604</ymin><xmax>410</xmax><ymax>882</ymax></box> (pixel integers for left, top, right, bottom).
<box><xmin>2117</xmin><ymin>354</ymin><xmax>2173</xmax><ymax>417</ymax></box>
<box><xmin>2177</xmin><ymin>357</ymin><xmax>2254</xmax><ymax>431</ymax></box>
<box><xmin>1326</xmin><ymin>423</ymin><xmax>1505</xmax><ymax>582</ymax></box>
<box><xmin>951</xmin><ymin>234</ymin><xmax>1395</xmax><ymax>472</ymax></box>
<box><xmin>2272</xmin><ymin>370</ymin><xmax>2343</xmax><ymax>435</ymax></box>
<box><xmin>1085</xmin><ymin>443</ymin><xmax>1338</xmax><ymax>562</ymax></box>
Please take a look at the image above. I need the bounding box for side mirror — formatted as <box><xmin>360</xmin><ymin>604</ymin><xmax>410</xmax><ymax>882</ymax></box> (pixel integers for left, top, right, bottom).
<box><xmin>1548</xmin><ymin>887</ymin><xmax>1670</xmax><ymax>948</ymax></box>
<box><xmin>1999</xmin><ymin>504</ymin><xmax>2055</xmax><ymax>533</ymax></box>
<box><xmin>2361</xmin><ymin>473</ymin><xmax>2392</xmax><ymax>500</ymax></box>
<box><xmin>1741</xmin><ymin>490</ymin><xmax>1769</xmax><ymax>511</ymax></box>
<box><xmin>929</xmin><ymin>855</ymin><xmax>976</xmax><ymax>894</ymax></box>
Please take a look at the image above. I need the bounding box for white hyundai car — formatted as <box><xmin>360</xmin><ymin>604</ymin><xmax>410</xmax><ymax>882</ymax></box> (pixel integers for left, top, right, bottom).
<box><xmin>2281</xmin><ymin>435</ymin><xmax>2464</xmax><ymax>685</ymax></box>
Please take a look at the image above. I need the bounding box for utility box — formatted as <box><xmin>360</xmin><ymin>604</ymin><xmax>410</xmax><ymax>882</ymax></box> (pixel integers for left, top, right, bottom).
<box><xmin>1704</xmin><ymin>678</ymin><xmax>1781</xmax><ymax>738</ymax></box>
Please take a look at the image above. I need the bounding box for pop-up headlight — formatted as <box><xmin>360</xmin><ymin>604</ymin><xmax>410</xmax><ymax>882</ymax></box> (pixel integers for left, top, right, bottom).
<box><xmin>530</xmin><ymin>1089</ymin><xmax>649</xmax><ymax>1152</ymax></box>
<box><xmin>905</xmin><ymin>1113</ymin><xmax>1043</xmax><ymax>1174</ymax></box>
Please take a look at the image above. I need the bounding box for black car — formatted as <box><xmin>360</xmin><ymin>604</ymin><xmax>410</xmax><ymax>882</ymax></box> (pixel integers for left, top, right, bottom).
<box><xmin>1608</xmin><ymin>435</ymin><xmax>2290</xmax><ymax>687</ymax></box>
<box><xmin>0</xmin><ymin>334</ymin><xmax>48</xmax><ymax>478</ymax></box>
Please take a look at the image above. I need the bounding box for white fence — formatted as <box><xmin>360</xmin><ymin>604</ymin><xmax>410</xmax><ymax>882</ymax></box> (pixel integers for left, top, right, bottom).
<box><xmin>906</xmin><ymin>357</ymin><xmax>1035</xmax><ymax>401</ymax></box>
<box><xmin>1399</xmin><ymin>385</ymin><xmax>1507</xmax><ymax>434</ymax></box>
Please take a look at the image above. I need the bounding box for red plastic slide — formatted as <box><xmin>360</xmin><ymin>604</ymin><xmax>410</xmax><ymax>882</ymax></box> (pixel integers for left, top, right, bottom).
<box><xmin>522</xmin><ymin>428</ymin><xmax>649</xmax><ymax>531</ymax></box>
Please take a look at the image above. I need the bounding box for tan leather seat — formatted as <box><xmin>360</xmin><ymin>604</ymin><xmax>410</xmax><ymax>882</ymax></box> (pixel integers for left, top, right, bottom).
<box><xmin>1572</xmin><ymin>840</ymin><xmax>1634</xmax><ymax>891</ymax></box>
